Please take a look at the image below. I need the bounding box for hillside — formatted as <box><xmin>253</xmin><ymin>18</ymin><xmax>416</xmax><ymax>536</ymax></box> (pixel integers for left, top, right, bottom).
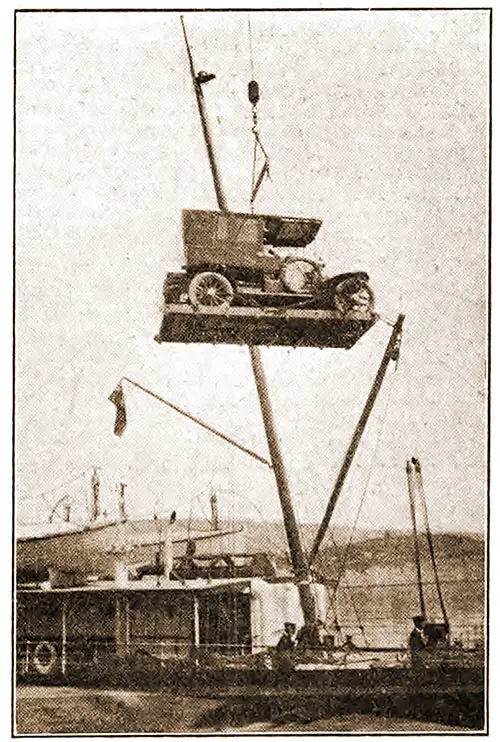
<box><xmin>173</xmin><ymin>517</ymin><xmax>483</xmax><ymax>570</ymax></box>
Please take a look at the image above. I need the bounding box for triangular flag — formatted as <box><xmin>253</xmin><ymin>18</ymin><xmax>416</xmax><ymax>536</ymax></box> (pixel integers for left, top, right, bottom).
<box><xmin>108</xmin><ymin>382</ymin><xmax>127</xmax><ymax>436</ymax></box>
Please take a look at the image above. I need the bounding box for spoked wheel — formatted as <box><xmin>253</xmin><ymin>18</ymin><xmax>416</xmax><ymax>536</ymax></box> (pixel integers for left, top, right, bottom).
<box><xmin>333</xmin><ymin>276</ymin><xmax>375</xmax><ymax>318</ymax></box>
<box><xmin>188</xmin><ymin>272</ymin><xmax>234</xmax><ymax>310</ymax></box>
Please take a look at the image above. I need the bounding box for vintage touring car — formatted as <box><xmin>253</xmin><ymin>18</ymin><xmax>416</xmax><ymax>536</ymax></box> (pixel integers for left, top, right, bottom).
<box><xmin>157</xmin><ymin>209</ymin><xmax>377</xmax><ymax>348</ymax></box>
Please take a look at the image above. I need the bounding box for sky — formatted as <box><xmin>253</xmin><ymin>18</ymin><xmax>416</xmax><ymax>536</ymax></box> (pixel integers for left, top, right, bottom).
<box><xmin>15</xmin><ymin>9</ymin><xmax>489</xmax><ymax>534</ymax></box>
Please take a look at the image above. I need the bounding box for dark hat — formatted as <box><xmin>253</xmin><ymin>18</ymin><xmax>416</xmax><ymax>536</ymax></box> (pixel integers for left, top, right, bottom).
<box><xmin>284</xmin><ymin>622</ymin><xmax>296</xmax><ymax>630</ymax></box>
<box><xmin>412</xmin><ymin>615</ymin><xmax>425</xmax><ymax>625</ymax></box>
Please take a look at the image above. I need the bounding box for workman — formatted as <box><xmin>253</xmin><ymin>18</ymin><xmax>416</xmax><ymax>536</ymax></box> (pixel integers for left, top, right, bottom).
<box><xmin>409</xmin><ymin>615</ymin><xmax>427</xmax><ymax>654</ymax></box>
<box><xmin>277</xmin><ymin>622</ymin><xmax>296</xmax><ymax>651</ymax></box>
<box><xmin>297</xmin><ymin>619</ymin><xmax>326</xmax><ymax>648</ymax></box>
<box><xmin>342</xmin><ymin>634</ymin><xmax>357</xmax><ymax>651</ymax></box>
<box><xmin>274</xmin><ymin>622</ymin><xmax>297</xmax><ymax>678</ymax></box>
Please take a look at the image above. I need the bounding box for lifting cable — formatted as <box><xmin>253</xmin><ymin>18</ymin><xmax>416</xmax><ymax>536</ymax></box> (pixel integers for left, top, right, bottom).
<box><xmin>319</xmin><ymin>526</ymin><xmax>366</xmax><ymax>645</ymax></box>
<box><xmin>247</xmin><ymin>15</ymin><xmax>270</xmax><ymax>210</ymax></box>
<box><xmin>322</xmin><ymin>538</ymin><xmax>368</xmax><ymax>647</ymax></box>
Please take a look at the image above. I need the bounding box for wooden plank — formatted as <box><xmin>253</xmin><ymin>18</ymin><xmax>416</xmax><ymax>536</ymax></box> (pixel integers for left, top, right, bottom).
<box><xmin>156</xmin><ymin>306</ymin><xmax>377</xmax><ymax>349</ymax></box>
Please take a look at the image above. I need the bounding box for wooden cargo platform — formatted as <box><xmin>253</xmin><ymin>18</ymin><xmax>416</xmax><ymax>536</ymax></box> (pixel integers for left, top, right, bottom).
<box><xmin>156</xmin><ymin>304</ymin><xmax>378</xmax><ymax>349</ymax></box>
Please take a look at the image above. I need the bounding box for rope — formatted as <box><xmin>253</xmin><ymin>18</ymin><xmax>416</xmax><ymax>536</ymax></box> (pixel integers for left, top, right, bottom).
<box><xmin>319</xmin><ymin>529</ymin><xmax>367</xmax><ymax>645</ymax></box>
<box><xmin>247</xmin><ymin>15</ymin><xmax>255</xmax><ymax>80</ymax></box>
<box><xmin>322</xmin><ymin>371</ymin><xmax>396</xmax><ymax>650</ymax></box>
<box><xmin>246</xmin><ymin>15</ymin><xmax>270</xmax><ymax>209</ymax></box>
<box><xmin>331</xmin><ymin>367</ymin><xmax>397</xmax><ymax>596</ymax></box>
<box><xmin>418</xmin><ymin>342</ymin><xmax>485</xmax><ymax>398</ymax></box>
<box><xmin>250</xmin><ymin>138</ymin><xmax>258</xmax><ymax>213</ymax></box>
<box><xmin>23</xmin><ymin>468</ymin><xmax>92</xmax><ymax>513</ymax></box>
<box><xmin>378</xmin><ymin>314</ymin><xmax>397</xmax><ymax>328</ymax></box>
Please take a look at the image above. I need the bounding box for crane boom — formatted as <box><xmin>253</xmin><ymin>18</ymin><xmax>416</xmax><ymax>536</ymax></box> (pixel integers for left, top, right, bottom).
<box><xmin>309</xmin><ymin>315</ymin><xmax>405</xmax><ymax>565</ymax></box>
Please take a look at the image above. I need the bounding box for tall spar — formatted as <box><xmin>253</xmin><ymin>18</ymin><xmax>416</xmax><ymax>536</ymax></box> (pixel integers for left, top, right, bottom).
<box><xmin>180</xmin><ymin>17</ymin><xmax>318</xmax><ymax>625</ymax></box>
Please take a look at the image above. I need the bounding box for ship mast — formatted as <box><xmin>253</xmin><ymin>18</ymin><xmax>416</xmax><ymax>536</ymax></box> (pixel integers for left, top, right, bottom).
<box><xmin>180</xmin><ymin>16</ymin><xmax>317</xmax><ymax>625</ymax></box>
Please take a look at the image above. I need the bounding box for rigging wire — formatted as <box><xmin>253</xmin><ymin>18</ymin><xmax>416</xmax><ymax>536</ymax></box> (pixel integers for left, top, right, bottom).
<box><xmin>418</xmin><ymin>342</ymin><xmax>485</xmax><ymax>398</ymax></box>
<box><xmin>19</xmin><ymin>467</ymin><xmax>92</xmax><ymax>508</ymax></box>
<box><xmin>246</xmin><ymin>15</ymin><xmax>270</xmax><ymax>210</ymax></box>
<box><xmin>250</xmin><ymin>137</ymin><xmax>258</xmax><ymax>212</ymax></box>
<box><xmin>377</xmin><ymin>315</ymin><xmax>397</xmax><ymax>328</ymax></box>
<box><xmin>218</xmin><ymin>488</ymin><xmax>284</xmax><ymax>556</ymax></box>
<box><xmin>319</xmin><ymin>360</ymin><xmax>398</xmax><ymax>646</ymax></box>
<box><xmin>332</xmin><ymin>365</ymin><xmax>397</xmax><ymax>595</ymax></box>
<box><xmin>321</xmin><ymin>532</ymin><xmax>368</xmax><ymax>647</ymax></box>
<box><xmin>247</xmin><ymin>15</ymin><xmax>255</xmax><ymax>81</ymax></box>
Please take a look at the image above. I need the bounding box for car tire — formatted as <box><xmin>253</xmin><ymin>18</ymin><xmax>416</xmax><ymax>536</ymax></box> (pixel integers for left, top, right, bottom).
<box><xmin>333</xmin><ymin>276</ymin><xmax>375</xmax><ymax>317</ymax></box>
<box><xmin>188</xmin><ymin>272</ymin><xmax>234</xmax><ymax>310</ymax></box>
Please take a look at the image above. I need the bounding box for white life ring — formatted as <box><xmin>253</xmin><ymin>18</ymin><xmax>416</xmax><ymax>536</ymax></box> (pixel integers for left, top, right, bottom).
<box><xmin>32</xmin><ymin>641</ymin><xmax>58</xmax><ymax>675</ymax></box>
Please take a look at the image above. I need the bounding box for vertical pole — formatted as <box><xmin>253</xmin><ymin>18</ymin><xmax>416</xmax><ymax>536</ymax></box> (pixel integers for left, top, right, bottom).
<box><xmin>124</xmin><ymin>596</ymin><xmax>130</xmax><ymax>654</ymax></box>
<box><xmin>118</xmin><ymin>482</ymin><xmax>127</xmax><ymax>522</ymax></box>
<box><xmin>210</xmin><ymin>492</ymin><xmax>219</xmax><ymax>530</ymax></box>
<box><xmin>249</xmin><ymin>346</ymin><xmax>316</xmax><ymax>626</ymax></box>
<box><xmin>162</xmin><ymin>524</ymin><xmax>173</xmax><ymax>579</ymax></box>
<box><xmin>91</xmin><ymin>468</ymin><xmax>100</xmax><ymax>521</ymax></box>
<box><xmin>61</xmin><ymin>600</ymin><xmax>67</xmax><ymax>676</ymax></box>
<box><xmin>193</xmin><ymin>593</ymin><xmax>200</xmax><ymax>666</ymax></box>
<box><xmin>181</xmin><ymin>17</ymin><xmax>315</xmax><ymax>624</ymax></box>
<box><xmin>406</xmin><ymin>460</ymin><xmax>426</xmax><ymax>617</ymax></box>
<box><xmin>309</xmin><ymin>314</ymin><xmax>405</xmax><ymax>565</ymax></box>
<box><xmin>412</xmin><ymin>458</ymin><xmax>449</xmax><ymax>628</ymax></box>
<box><xmin>181</xmin><ymin>17</ymin><xmax>228</xmax><ymax>212</ymax></box>
<box><xmin>115</xmin><ymin>595</ymin><xmax>123</xmax><ymax>657</ymax></box>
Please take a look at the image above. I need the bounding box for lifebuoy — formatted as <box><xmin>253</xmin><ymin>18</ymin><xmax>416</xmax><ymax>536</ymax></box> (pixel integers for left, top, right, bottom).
<box><xmin>32</xmin><ymin>641</ymin><xmax>58</xmax><ymax>675</ymax></box>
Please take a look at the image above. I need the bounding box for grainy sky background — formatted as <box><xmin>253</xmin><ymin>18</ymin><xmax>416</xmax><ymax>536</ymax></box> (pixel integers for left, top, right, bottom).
<box><xmin>15</xmin><ymin>9</ymin><xmax>489</xmax><ymax>533</ymax></box>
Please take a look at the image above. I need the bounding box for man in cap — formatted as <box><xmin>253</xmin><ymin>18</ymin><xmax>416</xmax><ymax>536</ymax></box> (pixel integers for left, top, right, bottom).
<box><xmin>277</xmin><ymin>622</ymin><xmax>297</xmax><ymax>652</ymax></box>
<box><xmin>342</xmin><ymin>634</ymin><xmax>357</xmax><ymax>652</ymax></box>
<box><xmin>409</xmin><ymin>615</ymin><xmax>427</xmax><ymax>655</ymax></box>
<box><xmin>275</xmin><ymin>622</ymin><xmax>297</xmax><ymax>678</ymax></box>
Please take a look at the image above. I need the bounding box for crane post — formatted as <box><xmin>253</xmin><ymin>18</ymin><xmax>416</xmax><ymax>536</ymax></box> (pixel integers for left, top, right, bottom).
<box><xmin>406</xmin><ymin>459</ymin><xmax>427</xmax><ymax>617</ymax></box>
<box><xmin>412</xmin><ymin>457</ymin><xmax>449</xmax><ymax>627</ymax></box>
<box><xmin>181</xmin><ymin>16</ymin><xmax>228</xmax><ymax>212</ymax></box>
<box><xmin>180</xmin><ymin>17</ymin><xmax>317</xmax><ymax>625</ymax></box>
<box><xmin>249</xmin><ymin>346</ymin><xmax>317</xmax><ymax>625</ymax></box>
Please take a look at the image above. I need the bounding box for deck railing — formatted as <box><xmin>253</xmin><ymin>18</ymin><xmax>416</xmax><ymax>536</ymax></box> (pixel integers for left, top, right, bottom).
<box><xmin>16</xmin><ymin>624</ymin><xmax>484</xmax><ymax>678</ymax></box>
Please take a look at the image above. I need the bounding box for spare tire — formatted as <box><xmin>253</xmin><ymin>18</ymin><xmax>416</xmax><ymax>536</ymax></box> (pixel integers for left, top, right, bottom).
<box><xmin>333</xmin><ymin>276</ymin><xmax>375</xmax><ymax>318</ymax></box>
